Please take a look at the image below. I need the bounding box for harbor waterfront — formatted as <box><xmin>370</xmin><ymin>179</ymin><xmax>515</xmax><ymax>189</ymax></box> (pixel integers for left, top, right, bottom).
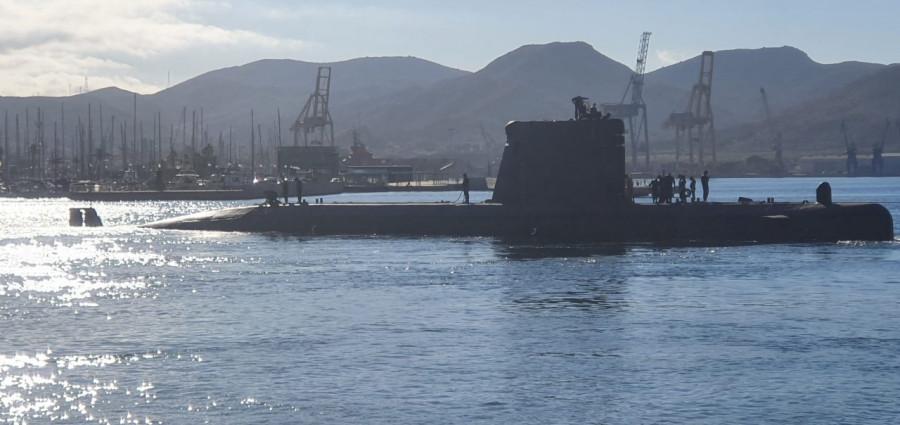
<box><xmin>1</xmin><ymin>177</ymin><xmax>899</xmax><ymax>424</ymax></box>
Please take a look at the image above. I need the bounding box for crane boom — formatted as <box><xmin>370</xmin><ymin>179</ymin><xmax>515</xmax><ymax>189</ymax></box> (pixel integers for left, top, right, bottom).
<box><xmin>290</xmin><ymin>67</ymin><xmax>334</xmax><ymax>147</ymax></box>
<box><xmin>603</xmin><ymin>32</ymin><xmax>652</xmax><ymax>170</ymax></box>
<box><xmin>664</xmin><ymin>51</ymin><xmax>715</xmax><ymax>167</ymax></box>
<box><xmin>840</xmin><ymin>120</ymin><xmax>850</xmax><ymax>149</ymax></box>
<box><xmin>630</xmin><ymin>32</ymin><xmax>651</xmax><ymax>106</ymax></box>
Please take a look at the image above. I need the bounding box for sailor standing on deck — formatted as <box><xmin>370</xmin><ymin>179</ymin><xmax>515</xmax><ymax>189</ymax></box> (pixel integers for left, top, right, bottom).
<box><xmin>689</xmin><ymin>176</ymin><xmax>697</xmax><ymax>203</ymax></box>
<box><xmin>572</xmin><ymin>96</ymin><xmax>588</xmax><ymax>120</ymax></box>
<box><xmin>282</xmin><ymin>179</ymin><xmax>289</xmax><ymax>205</ymax></box>
<box><xmin>662</xmin><ymin>173</ymin><xmax>675</xmax><ymax>204</ymax></box>
<box><xmin>294</xmin><ymin>177</ymin><xmax>302</xmax><ymax>204</ymax></box>
<box><xmin>701</xmin><ymin>170</ymin><xmax>710</xmax><ymax>202</ymax></box>
<box><xmin>462</xmin><ymin>173</ymin><xmax>470</xmax><ymax>204</ymax></box>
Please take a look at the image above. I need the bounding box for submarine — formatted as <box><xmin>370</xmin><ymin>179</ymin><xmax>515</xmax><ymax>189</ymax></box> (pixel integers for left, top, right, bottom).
<box><xmin>145</xmin><ymin>117</ymin><xmax>894</xmax><ymax>244</ymax></box>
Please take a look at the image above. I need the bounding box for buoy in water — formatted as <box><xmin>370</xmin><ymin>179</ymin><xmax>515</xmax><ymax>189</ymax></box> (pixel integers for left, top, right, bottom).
<box><xmin>69</xmin><ymin>208</ymin><xmax>84</xmax><ymax>226</ymax></box>
<box><xmin>69</xmin><ymin>207</ymin><xmax>103</xmax><ymax>227</ymax></box>
<box><xmin>84</xmin><ymin>208</ymin><xmax>103</xmax><ymax>227</ymax></box>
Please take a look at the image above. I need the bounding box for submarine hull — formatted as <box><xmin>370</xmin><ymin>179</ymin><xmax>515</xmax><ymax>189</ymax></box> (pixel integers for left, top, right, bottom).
<box><xmin>144</xmin><ymin>201</ymin><xmax>894</xmax><ymax>243</ymax></box>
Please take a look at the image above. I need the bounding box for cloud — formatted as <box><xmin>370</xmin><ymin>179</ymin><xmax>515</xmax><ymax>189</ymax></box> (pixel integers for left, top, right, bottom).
<box><xmin>656</xmin><ymin>50</ymin><xmax>692</xmax><ymax>67</ymax></box>
<box><xmin>0</xmin><ymin>0</ymin><xmax>311</xmax><ymax>96</ymax></box>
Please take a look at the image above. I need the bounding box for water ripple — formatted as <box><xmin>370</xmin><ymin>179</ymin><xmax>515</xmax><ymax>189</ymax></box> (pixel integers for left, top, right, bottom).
<box><xmin>0</xmin><ymin>184</ymin><xmax>898</xmax><ymax>423</ymax></box>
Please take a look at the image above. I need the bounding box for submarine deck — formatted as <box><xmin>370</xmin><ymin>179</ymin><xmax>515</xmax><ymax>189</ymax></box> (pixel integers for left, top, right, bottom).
<box><xmin>143</xmin><ymin>201</ymin><xmax>894</xmax><ymax>243</ymax></box>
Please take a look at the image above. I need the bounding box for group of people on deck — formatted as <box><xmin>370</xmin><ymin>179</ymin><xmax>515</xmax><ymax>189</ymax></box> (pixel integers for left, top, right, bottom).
<box><xmin>648</xmin><ymin>170</ymin><xmax>710</xmax><ymax>204</ymax></box>
<box><xmin>276</xmin><ymin>177</ymin><xmax>303</xmax><ymax>205</ymax></box>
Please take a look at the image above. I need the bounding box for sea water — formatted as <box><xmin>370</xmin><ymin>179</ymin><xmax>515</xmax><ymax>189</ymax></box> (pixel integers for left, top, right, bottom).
<box><xmin>1</xmin><ymin>177</ymin><xmax>898</xmax><ymax>424</ymax></box>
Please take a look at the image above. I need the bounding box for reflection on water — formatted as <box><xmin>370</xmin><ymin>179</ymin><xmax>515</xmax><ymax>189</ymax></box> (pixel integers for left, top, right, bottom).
<box><xmin>510</xmin><ymin>280</ymin><xmax>629</xmax><ymax>312</ymax></box>
<box><xmin>0</xmin><ymin>349</ymin><xmax>205</xmax><ymax>424</ymax></box>
<box><xmin>494</xmin><ymin>242</ymin><xmax>630</xmax><ymax>259</ymax></box>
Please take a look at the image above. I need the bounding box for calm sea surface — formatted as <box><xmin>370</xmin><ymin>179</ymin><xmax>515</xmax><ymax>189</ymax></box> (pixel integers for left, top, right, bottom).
<box><xmin>1</xmin><ymin>177</ymin><xmax>898</xmax><ymax>424</ymax></box>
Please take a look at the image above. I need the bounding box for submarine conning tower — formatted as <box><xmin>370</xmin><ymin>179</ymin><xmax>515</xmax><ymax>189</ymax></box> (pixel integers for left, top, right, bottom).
<box><xmin>492</xmin><ymin>118</ymin><xmax>626</xmax><ymax>209</ymax></box>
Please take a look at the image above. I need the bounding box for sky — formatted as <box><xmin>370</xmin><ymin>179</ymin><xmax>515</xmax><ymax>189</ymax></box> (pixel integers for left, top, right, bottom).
<box><xmin>1</xmin><ymin>0</ymin><xmax>898</xmax><ymax>97</ymax></box>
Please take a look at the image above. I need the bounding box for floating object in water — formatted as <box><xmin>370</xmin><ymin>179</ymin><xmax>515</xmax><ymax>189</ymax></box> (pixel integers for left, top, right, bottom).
<box><xmin>69</xmin><ymin>207</ymin><xmax>102</xmax><ymax>227</ymax></box>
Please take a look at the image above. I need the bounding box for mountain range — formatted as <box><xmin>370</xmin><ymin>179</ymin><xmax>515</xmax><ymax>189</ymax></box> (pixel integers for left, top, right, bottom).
<box><xmin>0</xmin><ymin>41</ymin><xmax>895</xmax><ymax>174</ymax></box>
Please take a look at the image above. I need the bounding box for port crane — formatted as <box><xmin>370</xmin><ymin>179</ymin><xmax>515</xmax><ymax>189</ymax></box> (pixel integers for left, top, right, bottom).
<box><xmin>872</xmin><ymin>118</ymin><xmax>890</xmax><ymax>176</ymax></box>
<box><xmin>602</xmin><ymin>32</ymin><xmax>651</xmax><ymax>170</ymax></box>
<box><xmin>759</xmin><ymin>87</ymin><xmax>783</xmax><ymax>169</ymax></box>
<box><xmin>291</xmin><ymin>67</ymin><xmax>334</xmax><ymax>147</ymax></box>
<box><xmin>664</xmin><ymin>51</ymin><xmax>716</xmax><ymax>168</ymax></box>
<box><xmin>840</xmin><ymin>120</ymin><xmax>858</xmax><ymax>175</ymax></box>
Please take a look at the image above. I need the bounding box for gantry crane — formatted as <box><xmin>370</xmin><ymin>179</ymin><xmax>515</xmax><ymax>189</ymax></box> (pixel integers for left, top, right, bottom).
<box><xmin>664</xmin><ymin>51</ymin><xmax>716</xmax><ymax>168</ymax></box>
<box><xmin>759</xmin><ymin>87</ymin><xmax>783</xmax><ymax>169</ymax></box>
<box><xmin>291</xmin><ymin>67</ymin><xmax>334</xmax><ymax>147</ymax></box>
<box><xmin>840</xmin><ymin>120</ymin><xmax>857</xmax><ymax>175</ymax></box>
<box><xmin>602</xmin><ymin>32</ymin><xmax>652</xmax><ymax>170</ymax></box>
<box><xmin>872</xmin><ymin>118</ymin><xmax>890</xmax><ymax>176</ymax></box>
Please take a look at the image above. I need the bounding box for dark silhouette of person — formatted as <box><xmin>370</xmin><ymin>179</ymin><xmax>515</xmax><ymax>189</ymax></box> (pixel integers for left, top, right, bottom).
<box><xmin>670</xmin><ymin>174</ymin><xmax>678</xmax><ymax>203</ymax></box>
<box><xmin>294</xmin><ymin>177</ymin><xmax>302</xmax><ymax>204</ymax></box>
<box><xmin>660</xmin><ymin>173</ymin><xmax>674</xmax><ymax>204</ymax></box>
<box><xmin>656</xmin><ymin>175</ymin><xmax>664</xmax><ymax>203</ymax></box>
<box><xmin>689</xmin><ymin>176</ymin><xmax>697</xmax><ymax>203</ymax></box>
<box><xmin>649</xmin><ymin>177</ymin><xmax>660</xmax><ymax>204</ymax></box>
<box><xmin>282</xmin><ymin>179</ymin><xmax>289</xmax><ymax>204</ymax></box>
<box><xmin>462</xmin><ymin>173</ymin><xmax>470</xmax><ymax>204</ymax></box>
<box><xmin>590</xmin><ymin>103</ymin><xmax>599</xmax><ymax>118</ymax></box>
<box><xmin>678</xmin><ymin>175</ymin><xmax>687</xmax><ymax>204</ymax></box>
<box><xmin>571</xmin><ymin>96</ymin><xmax>588</xmax><ymax>120</ymax></box>
<box><xmin>264</xmin><ymin>190</ymin><xmax>280</xmax><ymax>206</ymax></box>
<box><xmin>701</xmin><ymin>170</ymin><xmax>710</xmax><ymax>201</ymax></box>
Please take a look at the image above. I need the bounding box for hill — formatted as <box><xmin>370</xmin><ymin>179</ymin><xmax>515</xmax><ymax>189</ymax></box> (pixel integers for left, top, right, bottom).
<box><xmin>355</xmin><ymin>41</ymin><xmax>634</xmax><ymax>156</ymax></box>
<box><xmin>0</xmin><ymin>56</ymin><xmax>469</xmax><ymax>171</ymax></box>
<box><xmin>642</xmin><ymin>46</ymin><xmax>883</xmax><ymax>142</ymax></box>
<box><xmin>721</xmin><ymin>64</ymin><xmax>900</xmax><ymax>159</ymax></box>
<box><xmin>0</xmin><ymin>42</ymin><xmax>892</xmax><ymax>178</ymax></box>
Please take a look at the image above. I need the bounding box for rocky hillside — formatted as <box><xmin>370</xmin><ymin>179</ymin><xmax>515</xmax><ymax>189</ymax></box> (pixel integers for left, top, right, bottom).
<box><xmin>355</xmin><ymin>41</ymin><xmax>634</xmax><ymax>155</ymax></box>
<box><xmin>721</xmin><ymin>64</ymin><xmax>900</xmax><ymax>158</ymax></box>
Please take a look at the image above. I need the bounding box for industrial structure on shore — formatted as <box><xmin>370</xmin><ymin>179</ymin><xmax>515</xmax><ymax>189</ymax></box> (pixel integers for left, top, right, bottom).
<box><xmin>3</xmin><ymin>64</ymin><xmax>463</xmax><ymax>199</ymax></box>
<box><xmin>602</xmin><ymin>32</ymin><xmax>652</xmax><ymax>170</ymax></box>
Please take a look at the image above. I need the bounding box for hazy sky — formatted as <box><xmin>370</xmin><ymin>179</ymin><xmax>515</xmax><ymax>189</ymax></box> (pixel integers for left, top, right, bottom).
<box><xmin>1</xmin><ymin>0</ymin><xmax>897</xmax><ymax>97</ymax></box>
